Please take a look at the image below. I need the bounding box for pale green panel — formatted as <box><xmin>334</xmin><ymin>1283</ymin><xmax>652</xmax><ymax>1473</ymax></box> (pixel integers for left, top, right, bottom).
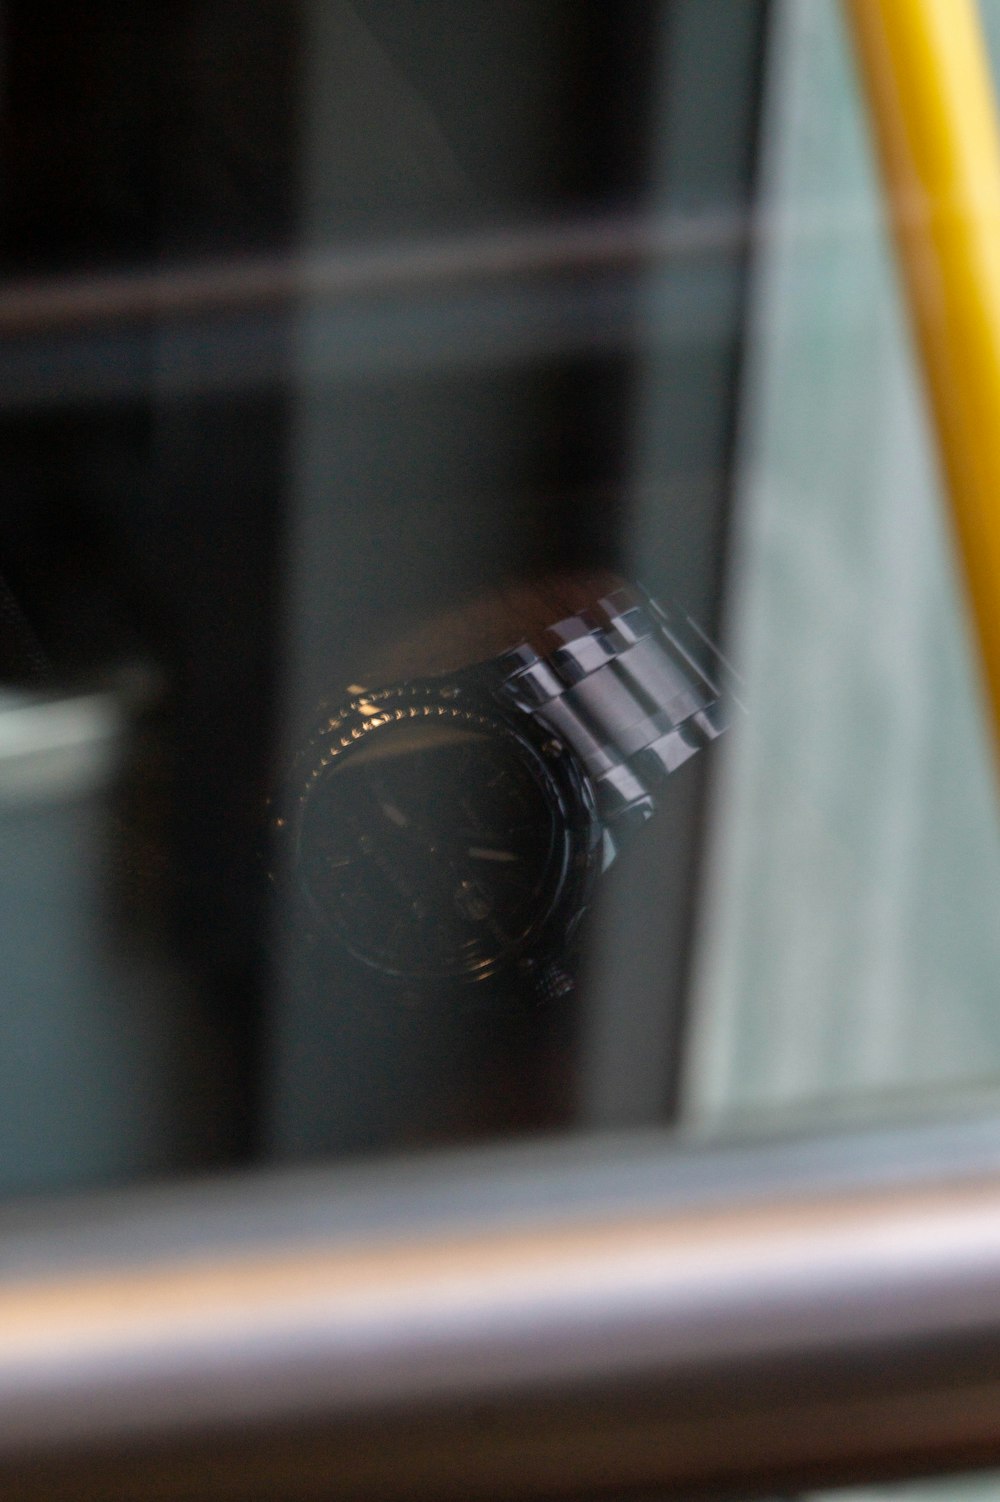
<box><xmin>687</xmin><ymin>0</ymin><xmax>1000</xmax><ymax>1118</ymax></box>
<box><xmin>808</xmin><ymin>1474</ymin><xmax>1000</xmax><ymax>1502</ymax></box>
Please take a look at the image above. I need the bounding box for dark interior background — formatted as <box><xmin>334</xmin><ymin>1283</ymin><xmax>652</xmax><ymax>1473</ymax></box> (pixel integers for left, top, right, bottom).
<box><xmin>0</xmin><ymin>1</ymin><xmax>768</xmax><ymax>1188</ymax></box>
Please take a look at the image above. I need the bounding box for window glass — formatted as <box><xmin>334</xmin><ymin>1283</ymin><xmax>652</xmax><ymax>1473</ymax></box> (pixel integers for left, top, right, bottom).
<box><xmin>2</xmin><ymin>0</ymin><xmax>1000</xmax><ymax>1198</ymax></box>
<box><xmin>0</xmin><ymin>1</ymin><xmax>765</xmax><ymax>1187</ymax></box>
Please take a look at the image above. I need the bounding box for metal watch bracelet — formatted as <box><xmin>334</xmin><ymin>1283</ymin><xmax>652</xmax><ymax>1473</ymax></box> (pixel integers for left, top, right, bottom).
<box><xmin>494</xmin><ymin>586</ymin><xmax>728</xmax><ymax>850</ymax></box>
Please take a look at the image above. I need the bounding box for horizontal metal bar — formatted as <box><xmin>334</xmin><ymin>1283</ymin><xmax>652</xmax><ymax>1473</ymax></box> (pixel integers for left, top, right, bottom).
<box><xmin>3</xmin><ymin>1112</ymin><xmax>1000</xmax><ymax>1495</ymax></box>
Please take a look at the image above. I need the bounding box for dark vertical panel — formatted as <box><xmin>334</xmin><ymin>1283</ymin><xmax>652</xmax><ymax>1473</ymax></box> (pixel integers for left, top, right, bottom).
<box><xmin>145</xmin><ymin>0</ymin><xmax>303</xmax><ymax>1162</ymax></box>
<box><xmin>267</xmin><ymin>2</ymin><xmax>770</xmax><ymax>1158</ymax></box>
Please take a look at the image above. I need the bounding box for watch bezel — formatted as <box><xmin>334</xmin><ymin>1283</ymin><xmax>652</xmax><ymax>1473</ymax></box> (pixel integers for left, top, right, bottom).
<box><xmin>275</xmin><ymin>677</ymin><xmax>602</xmax><ymax>989</ymax></box>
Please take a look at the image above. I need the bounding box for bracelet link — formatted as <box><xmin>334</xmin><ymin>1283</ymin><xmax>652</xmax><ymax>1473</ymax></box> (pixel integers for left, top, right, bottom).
<box><xmin>500</xmin><ymin>586</ymin><xmax>726</xmax><ymax>831</ymax></box>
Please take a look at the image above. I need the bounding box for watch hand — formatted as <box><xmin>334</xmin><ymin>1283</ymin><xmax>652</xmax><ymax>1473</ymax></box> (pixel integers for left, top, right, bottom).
<box><xmin>466</xmin><ymin>846</ymin><xmax>518</xmax><ymax>863</ymax></box>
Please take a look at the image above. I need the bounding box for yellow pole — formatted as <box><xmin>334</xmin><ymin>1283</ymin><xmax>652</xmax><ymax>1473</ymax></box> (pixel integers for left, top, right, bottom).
<box><xmin>843</xmin><ymin>0</ymin><xmax>1000</xmax><ymax>760</ymax></box>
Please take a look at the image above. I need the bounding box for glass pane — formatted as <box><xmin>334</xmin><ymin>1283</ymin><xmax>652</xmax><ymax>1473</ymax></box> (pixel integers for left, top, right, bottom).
<box><xmin>3</xmin><ymin>0</ymin><xmax>1000</xmax><ymax>1195</ymax></box>
<box><xmin>0</xmin><ymin>1</ymin><xmax>766</xmax><ymax>1188</ymax></box>
<box><xmin>9</xmin><ymin>9</ymin><xmax>1000</xmax><ymax>1496</ymax></box>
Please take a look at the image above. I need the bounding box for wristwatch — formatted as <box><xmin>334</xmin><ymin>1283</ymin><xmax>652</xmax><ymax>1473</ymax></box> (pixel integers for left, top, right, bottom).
<box><xmin>275</xmin><ymin>577</ymin><xmax>728</xmax><ymax>1003</ymax></box>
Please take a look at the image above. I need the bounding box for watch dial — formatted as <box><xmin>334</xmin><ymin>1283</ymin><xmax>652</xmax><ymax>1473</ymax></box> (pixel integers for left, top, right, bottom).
<box><xmin>296</xmin><ymin>710</ymin><xmax>570</xmax><ymax>981</ymax></box>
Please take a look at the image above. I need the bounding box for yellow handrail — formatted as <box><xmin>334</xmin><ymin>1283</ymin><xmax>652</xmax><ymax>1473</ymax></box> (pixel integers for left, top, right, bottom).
<box><xmin>844</xmin><ymin>0</ymin><xmax>1000</xmax><ymax>762</ymax></box>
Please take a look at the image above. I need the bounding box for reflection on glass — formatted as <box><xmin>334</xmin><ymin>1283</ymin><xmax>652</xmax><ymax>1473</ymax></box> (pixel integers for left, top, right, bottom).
<box><xmin>292</xmin><ymin>716</ymin><xmax>569</xmax><ymax>983</ymax></box>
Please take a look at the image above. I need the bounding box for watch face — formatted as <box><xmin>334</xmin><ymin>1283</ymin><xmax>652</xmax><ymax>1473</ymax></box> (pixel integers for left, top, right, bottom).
<box><xmin>289</xmin><ymin>696</ymin><xmax>595</xmax><ymax>983</ymax></box>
